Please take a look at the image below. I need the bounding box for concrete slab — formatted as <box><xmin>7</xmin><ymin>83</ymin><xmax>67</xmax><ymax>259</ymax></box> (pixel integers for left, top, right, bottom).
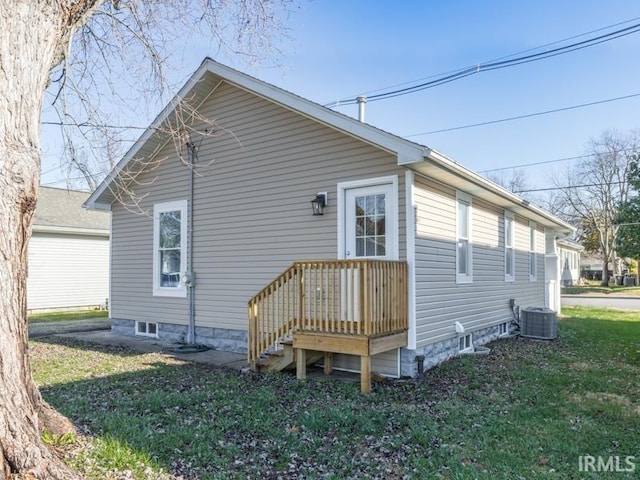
<box><xmin>34</xmin><ymin>323</ymin><xmax>362</xmax><ymax>383</ymax></box>
<box><xmin>29</xmin><ymin>318</ymin><xmax>110</xmax><ymax>338</ymax></box>
<box><xmin>51</xmin><ymin>330</ymin><xmax>248</xmax><ymax>371</ymax></box>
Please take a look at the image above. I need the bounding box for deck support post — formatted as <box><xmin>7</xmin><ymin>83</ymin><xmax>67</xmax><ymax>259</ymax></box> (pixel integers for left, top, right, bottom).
<box><xmin>360</xmin><ymin>355</ymin><xmax>371</xmax><ymax>393</ymax></box>
<box><xmin>296</xmin><ymin>348</ymin><xmax>306</xmax><ymax>380</ymax></box>
<box><xmin>323</xmin><ymin>352</ymin><xmax>334</xmax><ymax>375</ymax></box>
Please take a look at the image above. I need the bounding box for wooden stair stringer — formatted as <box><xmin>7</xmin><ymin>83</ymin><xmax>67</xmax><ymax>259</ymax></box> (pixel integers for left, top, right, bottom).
<box><xmin>261</xmin><ymin>342</ymin><xmax>325</xmax><ymax>372</ymax></box>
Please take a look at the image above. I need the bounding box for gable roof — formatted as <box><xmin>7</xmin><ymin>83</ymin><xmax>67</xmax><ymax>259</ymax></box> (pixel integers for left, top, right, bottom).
<box><xmin>36</xmin><ymin>187</ymin><xmax>109</xmax><ymax>236</ymax></box>
<box><xmin>85</xmin><ymin>58</ymin><xmax>573</xmax><ymax>234</ymax></box>
<box><xmin>557</xmin><ymin>238</ymin><xmax>585</xmax><ymax>252</ymax></box>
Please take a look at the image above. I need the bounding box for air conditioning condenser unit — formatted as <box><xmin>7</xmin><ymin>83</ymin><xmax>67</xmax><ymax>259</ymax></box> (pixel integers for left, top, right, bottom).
<box><xmin>520</xmin><ymin>307</ymin><xmax>557</xmax><ymax>340</ymax></box>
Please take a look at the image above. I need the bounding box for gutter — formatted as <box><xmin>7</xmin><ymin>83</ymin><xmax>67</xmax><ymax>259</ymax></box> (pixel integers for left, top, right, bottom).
<box><xmin>32</xmin><ymin>225</ymin><xmax>110</xmax><ymax>237</ymax></box>
<box><xmin>407</xmin><ymin>147</ymin><xmax>575</xmax><ymax>234</ymax></box>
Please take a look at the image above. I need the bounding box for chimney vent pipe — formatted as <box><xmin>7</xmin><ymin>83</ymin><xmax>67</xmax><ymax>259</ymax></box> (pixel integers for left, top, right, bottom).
<box><xmin>356</xmin><ymin>96</ymin><xmax>367</xmax><ymax>123</ymax></box>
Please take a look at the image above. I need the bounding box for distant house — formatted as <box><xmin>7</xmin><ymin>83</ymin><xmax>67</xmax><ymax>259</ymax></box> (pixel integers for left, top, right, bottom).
<box><xmin>28</xmin><ymin>187</ymin><xmax>110</xmax><ymax>311</ymax></box>
<box><xmin>86</xmin><ymin>59</ymin><xmax>573</xmax><ymax>389</ymax></box>
<box><xmin>557</xmin><ymin>239</ymin><xmax>584</xmax><ymax>286</ymax></box>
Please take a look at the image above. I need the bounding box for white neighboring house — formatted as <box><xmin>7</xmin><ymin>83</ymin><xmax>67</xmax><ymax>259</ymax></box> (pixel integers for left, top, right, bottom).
<box><xmin>557</xmin><ymin>238</ymin><xmax>584</xmax><ymax>286</ymax></box>
<box><xmin>28</xmin><ymin>187</ymin><xmax>110</xmax><ymax>312</ymax></box>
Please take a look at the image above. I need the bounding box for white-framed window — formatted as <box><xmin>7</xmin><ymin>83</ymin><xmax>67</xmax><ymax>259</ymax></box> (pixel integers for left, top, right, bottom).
<box><xmin>153</xmin><ymin>200</ymin><xmax>188</xmax><ymax>297</ymax></box>
<box><xmin>459</xmin><ymin>333</ymin><xmax>472</xmax><ymax>353</ymax></box>
<box><xmin>504</xmin><ymin>211</ymin><xmax>515</xmax><ymax>282</ymax></box>
<box><xmin>136</xmin><ymin>321</ymin><xmax>158</xmax><ymax>337</ymax></box>
<box><xmin>456</xmin><ymin>192</ymin><xmax>472</xmax><ymax>284</ymax></box>
<box><xmin>499</xmin><ymin>322</ymin><xmax>509</xmax><ymax>336</ymax></box>
<box><xmin>529</xmin><ymin>221</ymin><xmax>537</xmax><ymax>281</ymax></box>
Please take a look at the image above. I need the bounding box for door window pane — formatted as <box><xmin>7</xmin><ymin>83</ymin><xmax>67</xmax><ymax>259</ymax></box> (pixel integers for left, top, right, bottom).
<box><xmin>354</xmin><ymin>193</ymin><xmax>386</xmax><ymax>257</ymax></box>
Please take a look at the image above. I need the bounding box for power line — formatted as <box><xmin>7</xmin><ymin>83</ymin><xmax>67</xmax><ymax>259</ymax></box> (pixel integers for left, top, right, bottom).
<box><xmin>327</xmin><ymin>20</ymin><xmax>640</xmax><ymax>107</ymax></box>
<box><xmin>480</xmin><ymin>154</ymin><xmax>590</xmax><ymax>173</ymax></box>
<box><xmin>479</xmin><ymin>148</ymin><xmax>640</xmax><ymax>174</ymax></box>
<box><xmin>405</xmin><ymin>92</ymin><xmax>640</xmax><ymax>137</ymax></box>
<box><xmin>41</xmin><ymin>120</ymin><xmax>147</xmax><ymax>130</ymax></box>
<box><xmin>515</xmin><ymin>181</ymin><xmax>626</xmax><ymax>193</ymax></box>
<box><xmin>326</xmin><ymin>16</ymin><xmax>640</xmax><ymax>105</ymax></box>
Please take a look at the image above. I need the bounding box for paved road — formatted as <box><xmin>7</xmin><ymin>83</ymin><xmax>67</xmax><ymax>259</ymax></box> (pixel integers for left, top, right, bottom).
<box><xmin>562</xmin><ymin>295</ymin><xmax>640</xmax><ymax>310</ymax></box>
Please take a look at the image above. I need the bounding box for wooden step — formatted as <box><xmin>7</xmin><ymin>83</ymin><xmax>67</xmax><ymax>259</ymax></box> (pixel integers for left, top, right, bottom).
<box><xmin>261</xmin><ymin>343</ymin><xmax>325</xmax><ymax>373</ymax></box>
<box><xmin>262</xmin><ymin>344</ymin><xmax>295</xmax><ymax>372</ymax></box>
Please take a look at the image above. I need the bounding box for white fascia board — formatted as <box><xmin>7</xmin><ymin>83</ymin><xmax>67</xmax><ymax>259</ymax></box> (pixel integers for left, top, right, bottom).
<box><xmin>32</xmin><ymin>225</ymin><xmax>110</xmax><ymax>237</ymax></box>
<box><xmin>407</xmin><ymin>148</ymin><xmax>575</xmax><ymax>234</ymax></box>
<box><xmin>84</xmin><ymin>201</ymin><xmax>111</xmax><ymax>211</ymax></box>
<box><xmin>556</xmin><ymin>239</ymin><xmax>585</xmax><ymax>251</ymax></box>
<box><xmin>87</xmin><ymin>58</ymin><xmax>427</xmax><ymax>207</ymax></box>
<box><xmin>200</xmin><ymin>60</ymin><xmax>427</xmax><ymax>164</ymax></box>
<box><xmin>86</xmin><ymin>60</ymin><xmax>216</xmax><ymax>210</ymax></box>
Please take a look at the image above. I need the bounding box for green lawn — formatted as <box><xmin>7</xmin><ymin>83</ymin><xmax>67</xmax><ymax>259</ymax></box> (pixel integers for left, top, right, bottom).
<box><xmin>31</xmin><ymin>306</ymin><xmax>640</xmax><ymax>479</ymax></box>
<box><xmin>562</xmin><ymin>285</ymin><xmax>640</xmax><ymax>295</ymax></box>
<box><xmin>28</xmin><ymin>309</ymin><xmax>108</xmax><ymax>323</ymax></box>
<box><xmin>562</xmin><ymin>279</ymin><xmax>640</xmax><ymax>295</ymax></box>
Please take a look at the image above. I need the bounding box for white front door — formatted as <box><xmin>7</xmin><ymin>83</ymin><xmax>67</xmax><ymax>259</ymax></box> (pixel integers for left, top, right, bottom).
<box><xmin>344</xmin><ymin>183</ymin><xmax>397</xmax><ymax>260</ymax></box>
<box><xmin>340</xmin><ymin>180</ymin><xmax>398</xmax><ymax>321</ymax></box>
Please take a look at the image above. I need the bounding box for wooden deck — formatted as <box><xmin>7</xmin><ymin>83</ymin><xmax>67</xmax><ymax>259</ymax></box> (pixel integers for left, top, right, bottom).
<box><xmin>248</xmin><ymin>259</ymin><xmax>408</xmax><ymax>392</ymax></box>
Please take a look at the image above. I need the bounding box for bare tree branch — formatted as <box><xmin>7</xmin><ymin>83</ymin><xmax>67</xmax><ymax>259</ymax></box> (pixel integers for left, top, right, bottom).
<box><xmin>553</xmin><ymin>129</ymin><xmax>640</xmax><ymax>284</ymax></box>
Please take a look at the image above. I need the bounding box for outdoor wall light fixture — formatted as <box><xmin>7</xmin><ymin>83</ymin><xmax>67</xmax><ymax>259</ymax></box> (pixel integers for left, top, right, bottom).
<box><xmin>311</xmin><ymin>192</ymin><xmax>328</xmax><ymax>216</ymax></box>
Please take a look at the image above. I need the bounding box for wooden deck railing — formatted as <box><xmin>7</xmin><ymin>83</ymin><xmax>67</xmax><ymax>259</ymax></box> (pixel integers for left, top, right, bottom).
<box><xmin>248</xmin><ymin>259</ymin><xmax>408</xmax><ymax>368</ymax></box>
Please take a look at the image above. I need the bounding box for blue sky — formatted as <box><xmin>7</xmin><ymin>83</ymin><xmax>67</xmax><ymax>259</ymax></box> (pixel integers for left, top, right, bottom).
<box><xmin>40</xmin><ymin>0</ymin><xmax>640</xmax><ymax>194</ymax></box>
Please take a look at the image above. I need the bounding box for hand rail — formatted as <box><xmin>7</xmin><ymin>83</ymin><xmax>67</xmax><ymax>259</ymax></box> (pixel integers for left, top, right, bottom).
<box><xmin>248</xmin><ymin>259</ymin><xmax>408</xmax><ymax>369</ymax></box>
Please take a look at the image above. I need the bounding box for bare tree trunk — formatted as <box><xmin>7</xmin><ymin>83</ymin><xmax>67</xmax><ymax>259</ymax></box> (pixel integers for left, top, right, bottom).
<box><xmin>0</xmin><ymin>2</ymin><xmax>103</xmax><ymax>477</ymax></box>
<box><xmin>602</xmin><ymin>259</ymin><xmax>610</xmax><ymax>286</ymax></box>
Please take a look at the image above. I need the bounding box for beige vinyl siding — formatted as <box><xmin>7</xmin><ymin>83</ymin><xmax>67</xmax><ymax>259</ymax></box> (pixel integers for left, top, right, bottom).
<box><xmin>413</xmin><ymin>174</ymin><xmax>546</xmax><ymax>348</ymax></box>
<box><xmin>27</xmin><ymin>232</ymin><xmax>109</xmax><ymax>311</ymax></box>
<box><xmin>110</xmin><ymin>81</ymin><xmax>406</xmax><ymax>343</ymax></box>
<box><xmin>110</xmin><ymin>155</ymin><xmax>190</xmax><ymax>324</ymax></box>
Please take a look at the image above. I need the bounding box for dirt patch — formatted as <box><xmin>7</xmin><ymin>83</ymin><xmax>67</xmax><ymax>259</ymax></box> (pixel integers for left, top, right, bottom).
<box><xmin>29</xmin><ymin>319</ymin><xmax>110</xmax><ymax>338</ymax></box>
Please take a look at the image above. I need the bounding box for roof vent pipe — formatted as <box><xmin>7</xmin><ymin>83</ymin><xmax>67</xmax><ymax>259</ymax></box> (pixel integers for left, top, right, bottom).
<box><xmin>356</xmin><ymin>96</ymin><xmax>367</xmax><ymax>122</ymax></box>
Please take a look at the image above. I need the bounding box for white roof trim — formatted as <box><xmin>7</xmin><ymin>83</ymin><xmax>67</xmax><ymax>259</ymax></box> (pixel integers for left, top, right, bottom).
<box><xmin>85</xmin><ymin>58</ymin><xmax>426</xmax><ymax>209</ymax></box>
<box><xmin>557</xmin><ymin>238</ymin><xmax>585</xmax><ymax>251</ymax></box>
<box><xmin>33</xmin><ymin>224</ymin><xmax>110</xmax><ymax>237</ymax></box>
<box><xmin>408</xmin><ymin>147</ymin><xmax>575</xmax><ymax>233</ymax></box>
<box><xmin>85</xmin><ymin>58</ymin><xmax>574</xmax><ymax>235</ymax></box>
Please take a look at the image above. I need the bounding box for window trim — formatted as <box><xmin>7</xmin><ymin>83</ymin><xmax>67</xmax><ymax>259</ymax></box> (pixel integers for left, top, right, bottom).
<box><xmin>529</xmin><ymin>221</ymin><xmax>537</xmax><ymax>282</ymax></box>
<box><xmin>499</xmin><ymin>322</ymin><xmax>509</xmax><ymax>337</ymax></box>
<box><xmin>153</xmin><ymin>200</ymin><xmax>188</xmax><ymax>297</ymax></box>
<box><xmin>136</xmin><ymin>321</ymin><xmax>158</xmax><ymax>338</ymax></box>
<box><xmin>504</xmin><ymin>211</ymin><xmax>515</xmax><ymax>282</ymax></box>
<box><xmin>458</xmin><ymin>333</ymin><xmax>473</xmax><ymax>353</ymax></box>
<box><xmin>456</xmin><ymin>191</ymin><xmax>473</xmax><ymax>284</ymax></box>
